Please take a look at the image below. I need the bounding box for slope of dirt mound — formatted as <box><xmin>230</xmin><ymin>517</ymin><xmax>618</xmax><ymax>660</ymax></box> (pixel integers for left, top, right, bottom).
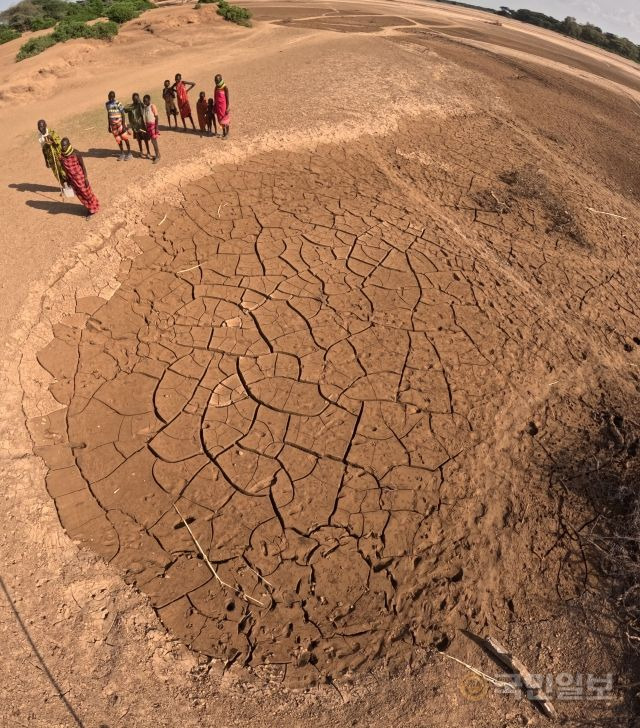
<box><xmin>32</xmin><ymin>96</ymin><xmax>640</xmax><ymax>685</ymax></box>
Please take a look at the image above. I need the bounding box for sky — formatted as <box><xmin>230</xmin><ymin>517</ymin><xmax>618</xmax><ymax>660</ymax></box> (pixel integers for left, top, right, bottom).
<box><xmin>471</xmin><ymin>0</ymin><xmax>640</xmax><ymax>43</ymax></box>
<box><xmin>0</xmin><ymin>0</ymin><xmax>639</xmax><ymax>44</ymax></box>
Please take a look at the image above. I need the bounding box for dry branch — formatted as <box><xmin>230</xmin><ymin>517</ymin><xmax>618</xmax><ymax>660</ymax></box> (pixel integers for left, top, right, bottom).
<box><xmin>586</xmin><ymin>207</ymin><xmax>627</xmax><ymax>220</ymax></box>
<box><xmin>173</xmin><ymin>504</ymin><xmax>265</xmax><ymax>607</ymax></box>
<box><xmin>438</xmin><ymin>650</ymin><xmax>515</xmax><ymax>689</ymax></box>
<box><xmin>469</xmin><ymin>633</ymin><xmax>557</xmax><ymax>719</ymax></box>
<box><xmin>177</xmin><ymin>263</ymin><xmax>203</xmax><ymax>273</ymax></box>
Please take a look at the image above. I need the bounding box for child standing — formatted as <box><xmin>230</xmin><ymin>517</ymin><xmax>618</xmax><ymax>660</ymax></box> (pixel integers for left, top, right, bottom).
<box><xmin>206</xmin><ymin>97</ymin><xmax>217</xmax><ymax>136</ymax></box>
<box><xmin>126</xmin><ymin>92</ymin><xmax>151</xmax><ymax>159</ymax></box>
<box><xmin>105</xmin><ymin>90</ymin><xmax>132</xmax><ymax>161</ymax></box>
<box><xmin>196</xmin><ymin>91</ymin><xmax>208</xmax><ymax>137</ymax></box>
<box><xmin>142</xmin><ymin>95</ymin><xmax>161</xmax><ymax>164</ymax></box>
<box><xmin>162</xmin><ymin>80</ymin><xmax>179</xmax><ymax>127</ymax></box>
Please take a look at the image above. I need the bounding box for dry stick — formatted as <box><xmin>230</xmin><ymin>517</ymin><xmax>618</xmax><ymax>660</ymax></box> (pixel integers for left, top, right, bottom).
<box><xmin>217</xmin><ymin>202</ymin><xmax>229</xmax><ymax>218</ymax></box>
<box><xmin>586</xmin><ymin>207</ymin><xmax>628</xmax><ymax>220</ymax></box>
<box><xmin>438</xmin><ymin>651</ymin><xmax>515</xmax><ymax>689</ymax></box>
<box><xmin>470</xmin><ymin>634</ymin><xmax>557</xmax><ymax>719</ymax></box>
<box><xmin>172</xmin><ymin>504</ymin><xmax>265</xmax><ymax>607</ymax></box>
<box><xmin>177</xmin><ymin>262</ymin><xmax>203</xmax><ymax>273</ymax></box>
<box><xmin>158</xmin><ymin>214</ymin><xmax>168</xmax><ymax>226</ymax></box>
<box><xmin>243</xmin><ymin>562</ymin><xmax>275</xmax><ymax>589</ymax></box>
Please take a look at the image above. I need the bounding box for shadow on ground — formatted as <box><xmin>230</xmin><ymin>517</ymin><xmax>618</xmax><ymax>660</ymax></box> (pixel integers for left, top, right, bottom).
<box><xmin>26</xmin><ymin>199</ymin><xmax>88</xmax><ymax>216</ymax></box>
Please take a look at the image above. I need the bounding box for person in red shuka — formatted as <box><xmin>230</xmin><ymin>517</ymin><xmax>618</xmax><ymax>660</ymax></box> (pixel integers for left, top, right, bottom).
<box><xmin>60</xmin><ymin>138</ymin><xmax>100</xmax><ymax>216</ymax></box>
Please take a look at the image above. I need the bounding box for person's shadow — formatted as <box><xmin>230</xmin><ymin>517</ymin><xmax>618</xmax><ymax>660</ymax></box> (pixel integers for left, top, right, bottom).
<box><xmin>82</xmin><ymin>147</ymin><xmax>121</xmax><ymax>159</ymax></box>
<box><xmin>157</xmin><ymin>123</ymin><xmax>200</xmax><ymax>134</ymax></box>
<box><xmin>26</xmin><ymin>199</ymin><xmax>87</xmax><ymax>216</ymax></box>
<box><xmin>9</xmin><ymin>182</ymin><xmax>60</xmax><ymax>194</ymax></box>
<box><xmin>10</xmin><ymin>182</ymin><xmax>85</xmax><ymax>216</ymax></box>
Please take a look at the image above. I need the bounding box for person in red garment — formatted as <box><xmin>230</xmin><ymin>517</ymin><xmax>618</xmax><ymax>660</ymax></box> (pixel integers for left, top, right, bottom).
<box><xmin>60</xmin><ymin>138</ymin><xmax>100</xmax><ymax>216</ymax></box>
<box><xmin>214</xmin><ymin>74</ymin><xmax>230</xmax><ymax>138</ymax></box>
<box><xmin>172</xmin><ymin>73</ymin><xmax>195</xmax><ymax>130</ymax></box>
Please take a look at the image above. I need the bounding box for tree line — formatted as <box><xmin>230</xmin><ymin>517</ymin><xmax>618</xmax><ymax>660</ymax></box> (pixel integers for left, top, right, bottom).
<box><xmin>498</xmin><ymin>7</ymin><xmax>640</xmax><ymax>62</ymax></box>
<box><xmin>430</xmin><ymin>1</ymin><xmax>639</xmax><ymax>63</ymax></box>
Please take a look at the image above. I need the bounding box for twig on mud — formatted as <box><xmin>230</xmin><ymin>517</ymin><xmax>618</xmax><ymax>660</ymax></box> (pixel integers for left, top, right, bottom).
<box><xmin>243</xmin><ymin>561</ymin><xmax>275</xmax><ymax>589</ymax></box>
<box><xmin>490</xmin><ymin>190</ymin><xmax>510</xmax><ymax>213</ymax></box>
<box><xmin>177</xmin><ymin>263</ymin><xmax>203</xmax><ymax>274</ymax></box>
<box><xmin>586</xmin><ymin>207</ymin><xmax>627</xmax><ymax>220</ymax></box>
<box><xmin>158</xmin><ymin>214</ymin><xmax>168</xmax><ymax>226</ymax></box>
<box><xmin>172</xmin><ymin>504</ymin><xmax>265</xmax><ymax>607</ymax></box>
<box><xmin>437</xmin><ymin>650</ymin><xmax>514</xmax><ymax>689</ymax></box>
<box><xmin>465</xmin><ymin>632</ymin><xmax>557</xmax><ymax>719</ymax></box>
<box><xmin>217</xmin><ymin>202</ymin><xmax>229</xmax><ymax>218</ymax></box>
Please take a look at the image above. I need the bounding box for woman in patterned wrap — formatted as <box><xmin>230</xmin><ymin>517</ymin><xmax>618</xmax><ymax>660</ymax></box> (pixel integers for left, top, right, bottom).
<box><xmin>60</xmin><ymin>138</ymin><xmax>100</xmax><ymax>216</ymax></box>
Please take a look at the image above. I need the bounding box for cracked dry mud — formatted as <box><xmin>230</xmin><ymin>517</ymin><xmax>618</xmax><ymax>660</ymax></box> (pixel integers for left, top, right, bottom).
<box><xmin>31</xmin><ymin>108</ymin><xmax>640</xmax><ymax>686</ymax></box>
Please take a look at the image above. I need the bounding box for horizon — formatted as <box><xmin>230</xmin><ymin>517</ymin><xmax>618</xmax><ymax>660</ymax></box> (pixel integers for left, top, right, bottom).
<box><xmin>1</xmin><ymin>0</ymin><xmax>639</xmax><ymax>45</ymax></box>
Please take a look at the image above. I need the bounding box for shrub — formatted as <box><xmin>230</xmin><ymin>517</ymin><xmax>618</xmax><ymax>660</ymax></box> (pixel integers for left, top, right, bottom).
<box><xmin>17</xmin><ymin>19</ymin><xmax>117</xmax><ymax>59</ymax></box>
<box><xmin>106</xmin><ymin>1</ymin><xmax>139</xmax><ymax>24</ymax></box>
<box><xmin>28</xmin><ymin>14</ymin><xmax>56</xmax><ymax>29</ymax></box>
<box><xmin>52</xmin><ymin>19</ymin><xmax>91</xmax><ymax>39</ymax></box>
<box><xmin>216</xmin><ymin>0</ymin><xmax>251</xmax><ymax>26</ymax></box>
<box><xmin>51</xmin><ymin>18</ymin><xmax>118</xmax><ymax>41</ymax></box>
<box><xmin>0</xmin><ymin>26</ymin><xmax>21</xmax><ymax>44</ymax></box>
<box><xmin>16</xmin><ymin>33</ymin><xmax>56</xmax><ymax>59</ymax></box>
<box><xmin>90</xmin><ymin>20</ymin><xmax>118</xmax><ymax>39</ymax></box>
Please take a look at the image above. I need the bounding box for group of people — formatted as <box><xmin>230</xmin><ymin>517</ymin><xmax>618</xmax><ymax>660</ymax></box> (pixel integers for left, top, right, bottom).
<box><xmin>37</xmin><ymin>73</ymin><xmax>231</xmax><ymax>217</ymax></box>
<box><xmin>163</xmin><ymin>73</ymin><xmax>231</xmax><ymax>138</ymax></box>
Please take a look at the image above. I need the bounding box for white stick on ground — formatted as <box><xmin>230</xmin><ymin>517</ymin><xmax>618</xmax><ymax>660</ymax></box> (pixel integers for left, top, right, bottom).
<box><xmin>473</xmin><ymin>634</ymin><xmax>557</xmax><ymax>719</ymax></box>
<box><xmin>438</xmin><ymin>651</ymin><xmax>515</xmax><ymax>689</ymax></box>
<box><xmin>177</xmin><ymin>263</ymin><xmax>203</xmax><ymax>273</ymax></box>
<box><xmin>173</xmin><ymin>504</ymin><xmax>265</xmax><ymax>607</ymax></box>
<box><xmin>586</xmin><ymin>207</ymin><xmax>627</xmax><ymax>220</ymax></box>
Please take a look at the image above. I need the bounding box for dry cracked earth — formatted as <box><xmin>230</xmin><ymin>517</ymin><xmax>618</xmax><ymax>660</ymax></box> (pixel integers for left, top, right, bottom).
<box><xmin>24</xmin><ymin>23</ymin><xmax>640</xmax><ymax>701</ymax></box>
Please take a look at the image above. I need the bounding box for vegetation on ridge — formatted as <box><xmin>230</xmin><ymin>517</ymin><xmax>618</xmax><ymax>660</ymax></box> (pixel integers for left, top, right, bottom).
<box><xmin>0</xmin><ymin>0</ymin><xmax>154</xmax><ymax>59</ymax></box>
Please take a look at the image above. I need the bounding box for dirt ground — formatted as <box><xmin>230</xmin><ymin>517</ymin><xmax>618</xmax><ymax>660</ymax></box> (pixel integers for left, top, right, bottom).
<box><xmin>2</xmin><ymin>1</ymin><xmax>640</xmax><ymax>726</ymax></box>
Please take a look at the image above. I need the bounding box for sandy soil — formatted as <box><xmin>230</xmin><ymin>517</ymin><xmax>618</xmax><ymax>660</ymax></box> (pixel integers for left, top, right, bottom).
<box><xmin>2</xmin><ymin>1</ymin><xmax>640</xmax><ymax>725</ymax></box>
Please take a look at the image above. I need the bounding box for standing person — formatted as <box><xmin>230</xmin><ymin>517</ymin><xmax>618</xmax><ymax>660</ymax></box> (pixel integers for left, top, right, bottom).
<box><xmin>125</xmin><ymin>92</ymin><xmax>151</xmax><ymax>159</ymax></box>
<box><xmin>162</xmin><ymin>80</ymin><xmax>179</xmax><ymax>127</ymax></box>
<box><xmin>196</xmin><ymin>91</ymin><xmax>208</xmax><ymax>137</ymax></box>
<box><xmin>37</xmin><ymin>119</ymin><xmax>66</xmax><ymax>186</ymax></box>
<box><xmin>105</xmin><ymin>91</ymin><xmax>132</xmax><ymax>161</ymax></box>
<box><xmin>142</xmin><ymin>95</ymin><xmax>161</xmax><ymax>164</ymax></box>
<box><xmin>172</xmin><ymin>73</ymin><xmax>195</xmax><ymax>130</ymax></box>
<box><xmin>214</xmin><ymin>74</ymin><xmax>230</xmax><ymax>138</ymax></box>
<box><xmin>206</xmin><ymin>97</ymin><xmax>217</xmax><ymax>136</ymax></box>
<box><xmin>59</xmin><ymin>138</ymin><xmax>100</xmax><ymax>216</ymax></box>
